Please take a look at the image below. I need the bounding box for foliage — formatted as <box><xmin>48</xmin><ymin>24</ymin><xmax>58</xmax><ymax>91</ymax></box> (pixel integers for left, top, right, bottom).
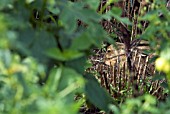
<box><xmin>0</xmin><ymin>0</ymin><xmax>113</xmax><ymax>113</ymax></box>
<box><xmin>0</xmin><ymin>0</ymin><xmax>170</xmax><ymax>114</ymax></box>
<box><xmin>139</xmin><ymin>0</ymin><xmax>170</xmax><ymax>88</ymax></box>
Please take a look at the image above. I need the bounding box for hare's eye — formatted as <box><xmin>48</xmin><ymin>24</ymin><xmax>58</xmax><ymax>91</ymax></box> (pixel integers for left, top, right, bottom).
<box><xmin>107</xmin><ymin>50</ymin><xmax>111</xmax><ymax>53</ymax></box>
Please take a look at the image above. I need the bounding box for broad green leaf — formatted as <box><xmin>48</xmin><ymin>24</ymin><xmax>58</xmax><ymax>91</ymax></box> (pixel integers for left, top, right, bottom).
<box><xmin>59</xmin><ymin>1</ymin><xmax>102</xmax><ymax>34</ymax></box>
<box><xmin>71</xmin><ymin>32</ymin><xmax>92</xmax><ymax>50</ymax></box>
<box><xmin>57</xmin><ymin>67</ymin><xmax>84</xmax><ymax>93</ymax></box>
<box><xmin>58</xmin><ymin>30</ymin><xmax>73</xmax><ymax>49</ymax></box>
<box><xmin>0</xmin><ymin>49</ymin><xmax>11</xmax><ymax>68</ymax></box>
<box><xmin>0</xmin><ymin>0</ymin><xmax>13</xmax><ymax>10</ymax></box>
<box><xmin>107</xmin><ymin>7</ymin><xmax>132</xmax><ymax>25</ymax></box>
<box><xmin>85</xmin><ymin>73</ymin><xmax>113</xmax><ymax>112</ymax></box>
<box><xmin>65</xmin><ymin>56</ymin><xmax>87</xmax><ymax>74</ymax></box>
<box><xmin>0</xmin><ymin>14</ymin><xmax>7</xmax><ymax>32</ymax></box>
<box><xmin>59</xmin><ymin>2</ymin><xmax>78</xmax><ymax>34</ymax></box>
<box><xmin>108</xmin><ymin>104</ymin><xmax>120</xmax><ymax>114</ymax></box>
<box><xmin>111</xmin><ymin>7</ymin><xmax>122</xmax><ymax>16</ymax></box>
<box><xmin>46</xmin><ymin>48</ymin><xmax>84</xmax><ymax>61</ymax></box>
<box><xmin>18</xmin><ymin>29</ymin><xmax>56</xmax><ymax>63</ymax></box>
<box><xmin>26</xmin><ymin>0</ymin><xmax>34</xmax><ymax>4</ymax></box>
<box><xmin>61</xmin><ymin>49</ymin><xmax>84</xmax><ymax>60</ymax></box>
<box><xmin>47</xmin><ymin>6</ymin><xmax>60</xmax><ymax>15</ymax></box>
<box><xmin>84</xmin><ymin>0</ymin><xmax>100</xmax><ymax>10</ymax></box>
<box><xmin>45</xmin><ymin>48</ymin><xmax>66</xmax><ymax>61</ymax></box>
<box><xmin>47</xmin><ymin>0</ymin><xmax>55</xmax><ymax>5</ymax></box>
<box><xmin>36</xmin><ymin>97</ymin><xmax>82</xmax><ymax>114</ymax></box>
<box><xmin>160</xmin><ymin>47</ymin><xmax>170</xmax><ymax>60</ymax></box>
<box><xmin>87</xmin><ymin>24</ymin><xmax>106</xmax><ymax>47</ymax></box>
<box><xmin>140</xmin><ymin>10</ymin><xmax>158</xmax><ymax>21</ymax></box>
<box><xmin>79</xmin><ymin>9</ymin><xmax>101</xmax><ymax>23</ymax></box>
<box><xmin>140</xmin><ymin>25</ymin><xmax>156</xmax><ymax>40</ymax></box>
<box><xmin>45</xmin><ymin>67</ymin><xmax>62</xmax><ymax>93</ymax></box>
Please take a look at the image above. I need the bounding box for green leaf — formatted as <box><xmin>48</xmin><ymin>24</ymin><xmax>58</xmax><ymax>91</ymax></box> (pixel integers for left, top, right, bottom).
<box><xmin>111</xmin><ymin>7</ymin><xmax>122</xmax><ymax>16</ymax></box>
<box><xmin>46</xmin><ymin>48</ymin><xmax>84</xmax><ymax>61</ymax></box>
<box><xmin>84</xmin><ymin>0</ymin><xmax>100</xmax><ymax>10</ymax></box>
<box><xmin>160</xmin><ymin>47</ymin><xmax>170</xmax><ymax>60</ymax></box>
<box><xmin>79</xmin><ymin>9</ymin><xmax>101</xmax><ymax>23</ymax></box>
<box><xmin>26</xmin><ymin>0</ymin><xmax>34</xmax><ymax>4</ymax></box>
<box><xmin>85</xmin><ymin>73</ymin><xmax>113</xmax><ymax>112</ymax></box>
<box><xmin>140</xmin><ymin>10</ymin><xmax>158</xmax><ymax>21</ymax></box>
<box><xmin>57</xmin><ymin>67</ymin><xmax>84</xmax><ymax>93</ymax></box>
<box><xmin>47</xmin><ymin>6</ymin><xmax>60</xmax><ymax>15</ymax></box>
<box><xmin>18</xmin><ymin>29</ymin><xmax>56</xmax><ymax>63</ymax></box>
<box><xmin>71</xmin><ymin>32</ymin><xmax>92</xmax><ymax>50</ymax></box>
<box><xmin>59</xmin><ymin>2</ymin><xmax>78</xmax><ymax>34</ymax></box>
<box><xmin>62</xmin><ymin>49</ymin><xmax>84</xmax><ymax>61</ymax></box>
<box><xmin>87</xmin><ymin>24</ymin><xmax>106</xmax><ymax>47</ymax></box>
<box><xmin>45</xmin><ymin>67</ymin><xmax>62</xmax><ymax>93</ymax></box>
<box><xmin>107</xmin><ymin>7</ymin><xmax>132</xmax><ymax>25</ymax></box>
<box><xmin>0</xmin><ymin>0</ymin><xmax>13</xmax><ymax>10</ymax></box>
<box><xmin>65</xmin><ymin>56</ymin><xmax>87</xmax><ymax>74</ymax></box>
<box><xmin>45</xmin><ymin>48</ymin><xmax>65</xmax><ymax>61</ymax></box>
<box><xmin>0</xmin><ymin>49</ymin><xmax>11</xmax><ymax>68</ymax></box>
<box><xmin>59</xmin><ymin>1</ymin><xmax>102</xmax><ymax>34</ymax></box>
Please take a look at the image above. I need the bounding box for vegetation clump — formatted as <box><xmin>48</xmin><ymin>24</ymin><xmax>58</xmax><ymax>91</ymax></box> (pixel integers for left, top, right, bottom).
<box><xmin>0</xmin><ymin>0</ymin><xmax>170</xmax><ymax>114</ymax></box>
